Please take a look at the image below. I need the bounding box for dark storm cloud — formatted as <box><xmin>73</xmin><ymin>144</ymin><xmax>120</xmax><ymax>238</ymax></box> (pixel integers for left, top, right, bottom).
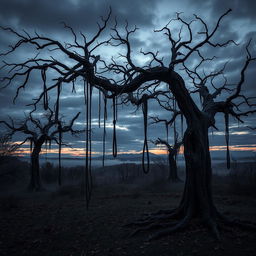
<box><xmin>0</xmin><ymin>0</ymin><xmax>255</xmax><ymax>159</ymax></box>
<box><xmin>0</xmin><ymin>0</ymin><xmax>157</xmax><ymax>32</ymax></box>
<box><xmin>198</xmin><ymin>0</ymin><xmax>256</xmax><ymax>21</ymax></box>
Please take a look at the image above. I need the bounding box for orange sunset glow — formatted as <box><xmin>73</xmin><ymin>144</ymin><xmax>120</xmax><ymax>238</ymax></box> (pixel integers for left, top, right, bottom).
<box><xmin>13</xmin><ymin>144</ymin><xmax>256</xmax><ymax>157</ymax></box>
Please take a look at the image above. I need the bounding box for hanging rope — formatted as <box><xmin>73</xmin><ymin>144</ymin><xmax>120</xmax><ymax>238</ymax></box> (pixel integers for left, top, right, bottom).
<box><xmin>116</xmin><ymin>96</ymin><xmax>118</xmax><ymax>122</ymax></box>
<box><xmin>55</xmin><ymin>81</ymin><xmax>61</xmax><ymax>122</ymax></box>
<box><xmin>45</xmin><ymin>140</ymin><xmax>48</xmax><ymax>162</ymax></box>
<box><xmin>180</xmin><ymin>114</ymin><xmax>184</xmax><ymax>136</ymax></box>
<box><xmin>48</xmin><ymin>139</ymin><xmax>52</xmax><ymax>164</ymax></box>
<box><xmin>41</xmin><ymin>68</ymin><xmax>48</xmax><ymax>110</ymax></box>
<box><xmin>58</xmin><ymin>124</ymin><xmax>62</xmax><ymax>186</ymax></box>
<box><xmin>142</xmin><ymin>97</ymin><xmax>150</xmax><ymax>174</ymax></box>
<box><xmin>165</xmin><ymin>122</ymin><xmax>169</xmax><ymax>144</ymax></box>
<box><xmin>112</xmin><ymin>96</ymin><xmax>117</xmax><ymax>158</ymax></box>
<box><xmin>83</xmin><ymin>79</ymin><xmax>93</xmax><ymax>208</ymax></box>
<box><xmin>30</xmin><ymin>139</ymin><xmax>33</xmax><ymax>155</ymax></box>
<box><xmin>173</xmin><ymin>99</ymin><xmax>178</xmax><ymax>162</ymax></box>
<box><xmin>89</xmin><ymin>84</ymin><xmax>93</xmax><ymax>186</ymax></box>
<box><xmin>224</xmin><ymin>112</ymin><xmax>230</xmax><ymax>169</ymax></box>
<box><xmin>173</xmin><ymin>99</ymin><xmax>177</xmax><ymax>141</ymax></box>
<box><xmin>98</xmin><ymin>90</ymin><xmax>101</xmax><ymax>128</ymax></box>
<box><xmin>102</xmin><ymin>96</ymin><xmax>107</xmax><ymax>167</ymax></box>
<box><xmin>72</xmin><ymin>80</ymin><xmax>76</xmax><ymax>93</ymax></box>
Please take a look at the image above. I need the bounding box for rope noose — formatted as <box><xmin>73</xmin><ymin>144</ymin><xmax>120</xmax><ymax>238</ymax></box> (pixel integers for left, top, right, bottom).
<box><xmin>112</xmin><ymin>96</ymin><xmax>117</xmax><ymax>158</ymax></box>
<box><xmin>224</xmin><ymin>112</ymin><xmax>230</xmax><ymax>169</ymax></box>
<box><xmin>41</xmin><ymin>68</ymin><xmax>48</xmax><ymax>110</ymax></box>
<box><xmin>84</xmin><ymin>79</ymin><xmax>92</xmax><ymax>208</ymax></box>
<box><xmin>142</xmin><ymin>97</ymin><xmax>150</xmax><ymax>174</ymax></box>
<box><xmin>72</xmin><ymin>80</ymin><xmax>76</xmax><ymax>93</ymax></box>
<box><xmin>98</xmin><ymin>90</ymin><xmax>101</xmax><ymax>128</ymax></box>
<box><xmin>165</xmin><ymin>122</ymin><xmax>169</xmax><ymax>144</ymax></box>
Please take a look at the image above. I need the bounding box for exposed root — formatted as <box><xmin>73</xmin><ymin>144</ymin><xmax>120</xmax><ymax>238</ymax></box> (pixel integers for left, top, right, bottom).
<box><xmin>142</xmin><ymin>206</ymin><xmax>183</xmax><ymax>220</ymax></box>
<box><xmin>147</xmin><ymin>215</ymin><xmax>191</xmax><ymax>241</ymax></box>
<box><xmin>124</xmin><ymin>208</ymin><xmax>256</xmax><ymax>241</ymax></box>
<box><xmin>124</xmin><ymin>207</ymin><xmax>183</xmax><ymax>228</ymax></box>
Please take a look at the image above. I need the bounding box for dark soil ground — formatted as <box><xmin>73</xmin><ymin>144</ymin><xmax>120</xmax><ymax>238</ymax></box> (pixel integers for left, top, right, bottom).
<box><xmin>0</xmin><ymin>175</ymin><xmax>256</xmax><ymax>256</ymax></box>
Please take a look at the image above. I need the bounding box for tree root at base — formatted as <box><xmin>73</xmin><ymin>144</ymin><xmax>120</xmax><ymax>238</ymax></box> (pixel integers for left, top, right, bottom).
<box><xmin>124</xmin><ymin>208</ymin><xmax>256</xmax><ymax>241</ymax></box>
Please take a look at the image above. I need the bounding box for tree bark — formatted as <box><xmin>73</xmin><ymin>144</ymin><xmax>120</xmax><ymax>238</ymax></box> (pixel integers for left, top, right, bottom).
<box><xmin>165</xmin><ymin>71</ymin><xmax>216</xmax><ymax>219</ymax></box>
<box><xmin>180</xmin><ymin>117</ymin><xmax>215</xmax><ymax>220</ymax></box>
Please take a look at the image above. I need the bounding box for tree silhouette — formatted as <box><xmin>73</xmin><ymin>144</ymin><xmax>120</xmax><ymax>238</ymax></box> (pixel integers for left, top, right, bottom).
<box><xmin>1</xmin><ymin>8</ymin><xmax>256</xmax><ymax>238</ymax></box>
<box><xmin>150</xmin><ymin>103</ymin><xmax>183</xmax><ymax>182</ymax></box>
<box><xmin>0</xmin><ymin>110</ymin><xmax>81</xmax><ymax>191</ymax></box>
<box><xmin>153</xmin><ymin>137</ymin><xmax>182</xmax><ymax>182</ymax></box>
<box><xmin>0</xmin><ymin>133</ymin><xmax>19</xmax><ymax>158</ymax></box>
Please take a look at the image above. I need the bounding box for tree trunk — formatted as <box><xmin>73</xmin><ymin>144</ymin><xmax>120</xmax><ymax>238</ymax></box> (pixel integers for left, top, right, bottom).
<box><xmin>178</xmin><ymin>117</ymin><xmax>217</xmax><ymax>227</ymax></box>
<box><xmin>167</xmin><ymin>153</ymin><xmax>180</xmax><ymax>182</ymax></box>
<box><xmin>28</xmin><ymin>141</ymin><xmax>44</xmax><ymax>191</ymax></box>
<box><xmin>167</xmin><ymin>72</ymin><xmax>216</xmax><ymax>221</ymax></box>
<box><xmin>127</xmin><ymin>70</ymin><xmax>256</xmax><ymax>238</ymax></box>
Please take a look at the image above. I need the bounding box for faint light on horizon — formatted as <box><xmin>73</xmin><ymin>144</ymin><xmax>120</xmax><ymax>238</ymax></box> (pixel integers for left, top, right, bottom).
<box><xmin>213</xmin><ymin>131</ymin><xmax>250</xmax><ymax>136</ymax></box>
<box><xmin>210</xmin><ymin>144</ymin><xmax>256</xmax><ymax>152</ymax></box>
<box><xmin>11</xmin><ymin>140</ymin><xmax>256</xmax><ymax>158</ymax></box>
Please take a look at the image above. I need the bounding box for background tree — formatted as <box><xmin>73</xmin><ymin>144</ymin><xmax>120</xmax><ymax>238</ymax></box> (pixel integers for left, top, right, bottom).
<box><xmin>153</xmin><ymin>137</ymin><xmax>182</xmax><ymax>182</ymax></box>
<box><xmin>0</xmin><ymin>110</ymin><xmax>81</xmax><ymax>191</ymax></box>
<box><xmin>150</xmin><ymin>102</ymin><xmax>183</xmax><ymax>182</ymax></box>
<box><xmin>0</xmin><ymin>133</ymin><xmax>19</xmax><ymax>159</ymax></box>
<box><xmin>1</xmin><ymin>8</ymin><xmax>256</xmax><ymax>238</ymax></box>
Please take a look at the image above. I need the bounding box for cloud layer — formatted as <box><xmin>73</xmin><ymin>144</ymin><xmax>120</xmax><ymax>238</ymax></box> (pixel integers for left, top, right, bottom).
<box><xmin>0</xmin><ymin>0</ymin><xmax>255</xmax><ymax>160</ymax></box>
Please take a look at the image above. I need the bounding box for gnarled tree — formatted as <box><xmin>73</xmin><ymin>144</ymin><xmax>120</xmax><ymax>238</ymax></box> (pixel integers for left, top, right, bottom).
<box><xmin>153</xmin><ymin>137</ymin><xmax>182</xmax><ymax>182</ymax></box>
<box><xmin>1</xmin><ymin>8</ymin><xmax>256</xmax><ymax>238</ymax></box>
<box><xmin>0</xmin><ymin>110</ymin><xmax>81</xmax><ymax>191</ymax></box>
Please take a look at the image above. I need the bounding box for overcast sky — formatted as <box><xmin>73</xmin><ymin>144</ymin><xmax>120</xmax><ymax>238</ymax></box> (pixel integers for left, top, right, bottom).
<box><xmin>0</xmin><ymin>0</ymin><xmax>255</xmax><ymax>160</ymax></box>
